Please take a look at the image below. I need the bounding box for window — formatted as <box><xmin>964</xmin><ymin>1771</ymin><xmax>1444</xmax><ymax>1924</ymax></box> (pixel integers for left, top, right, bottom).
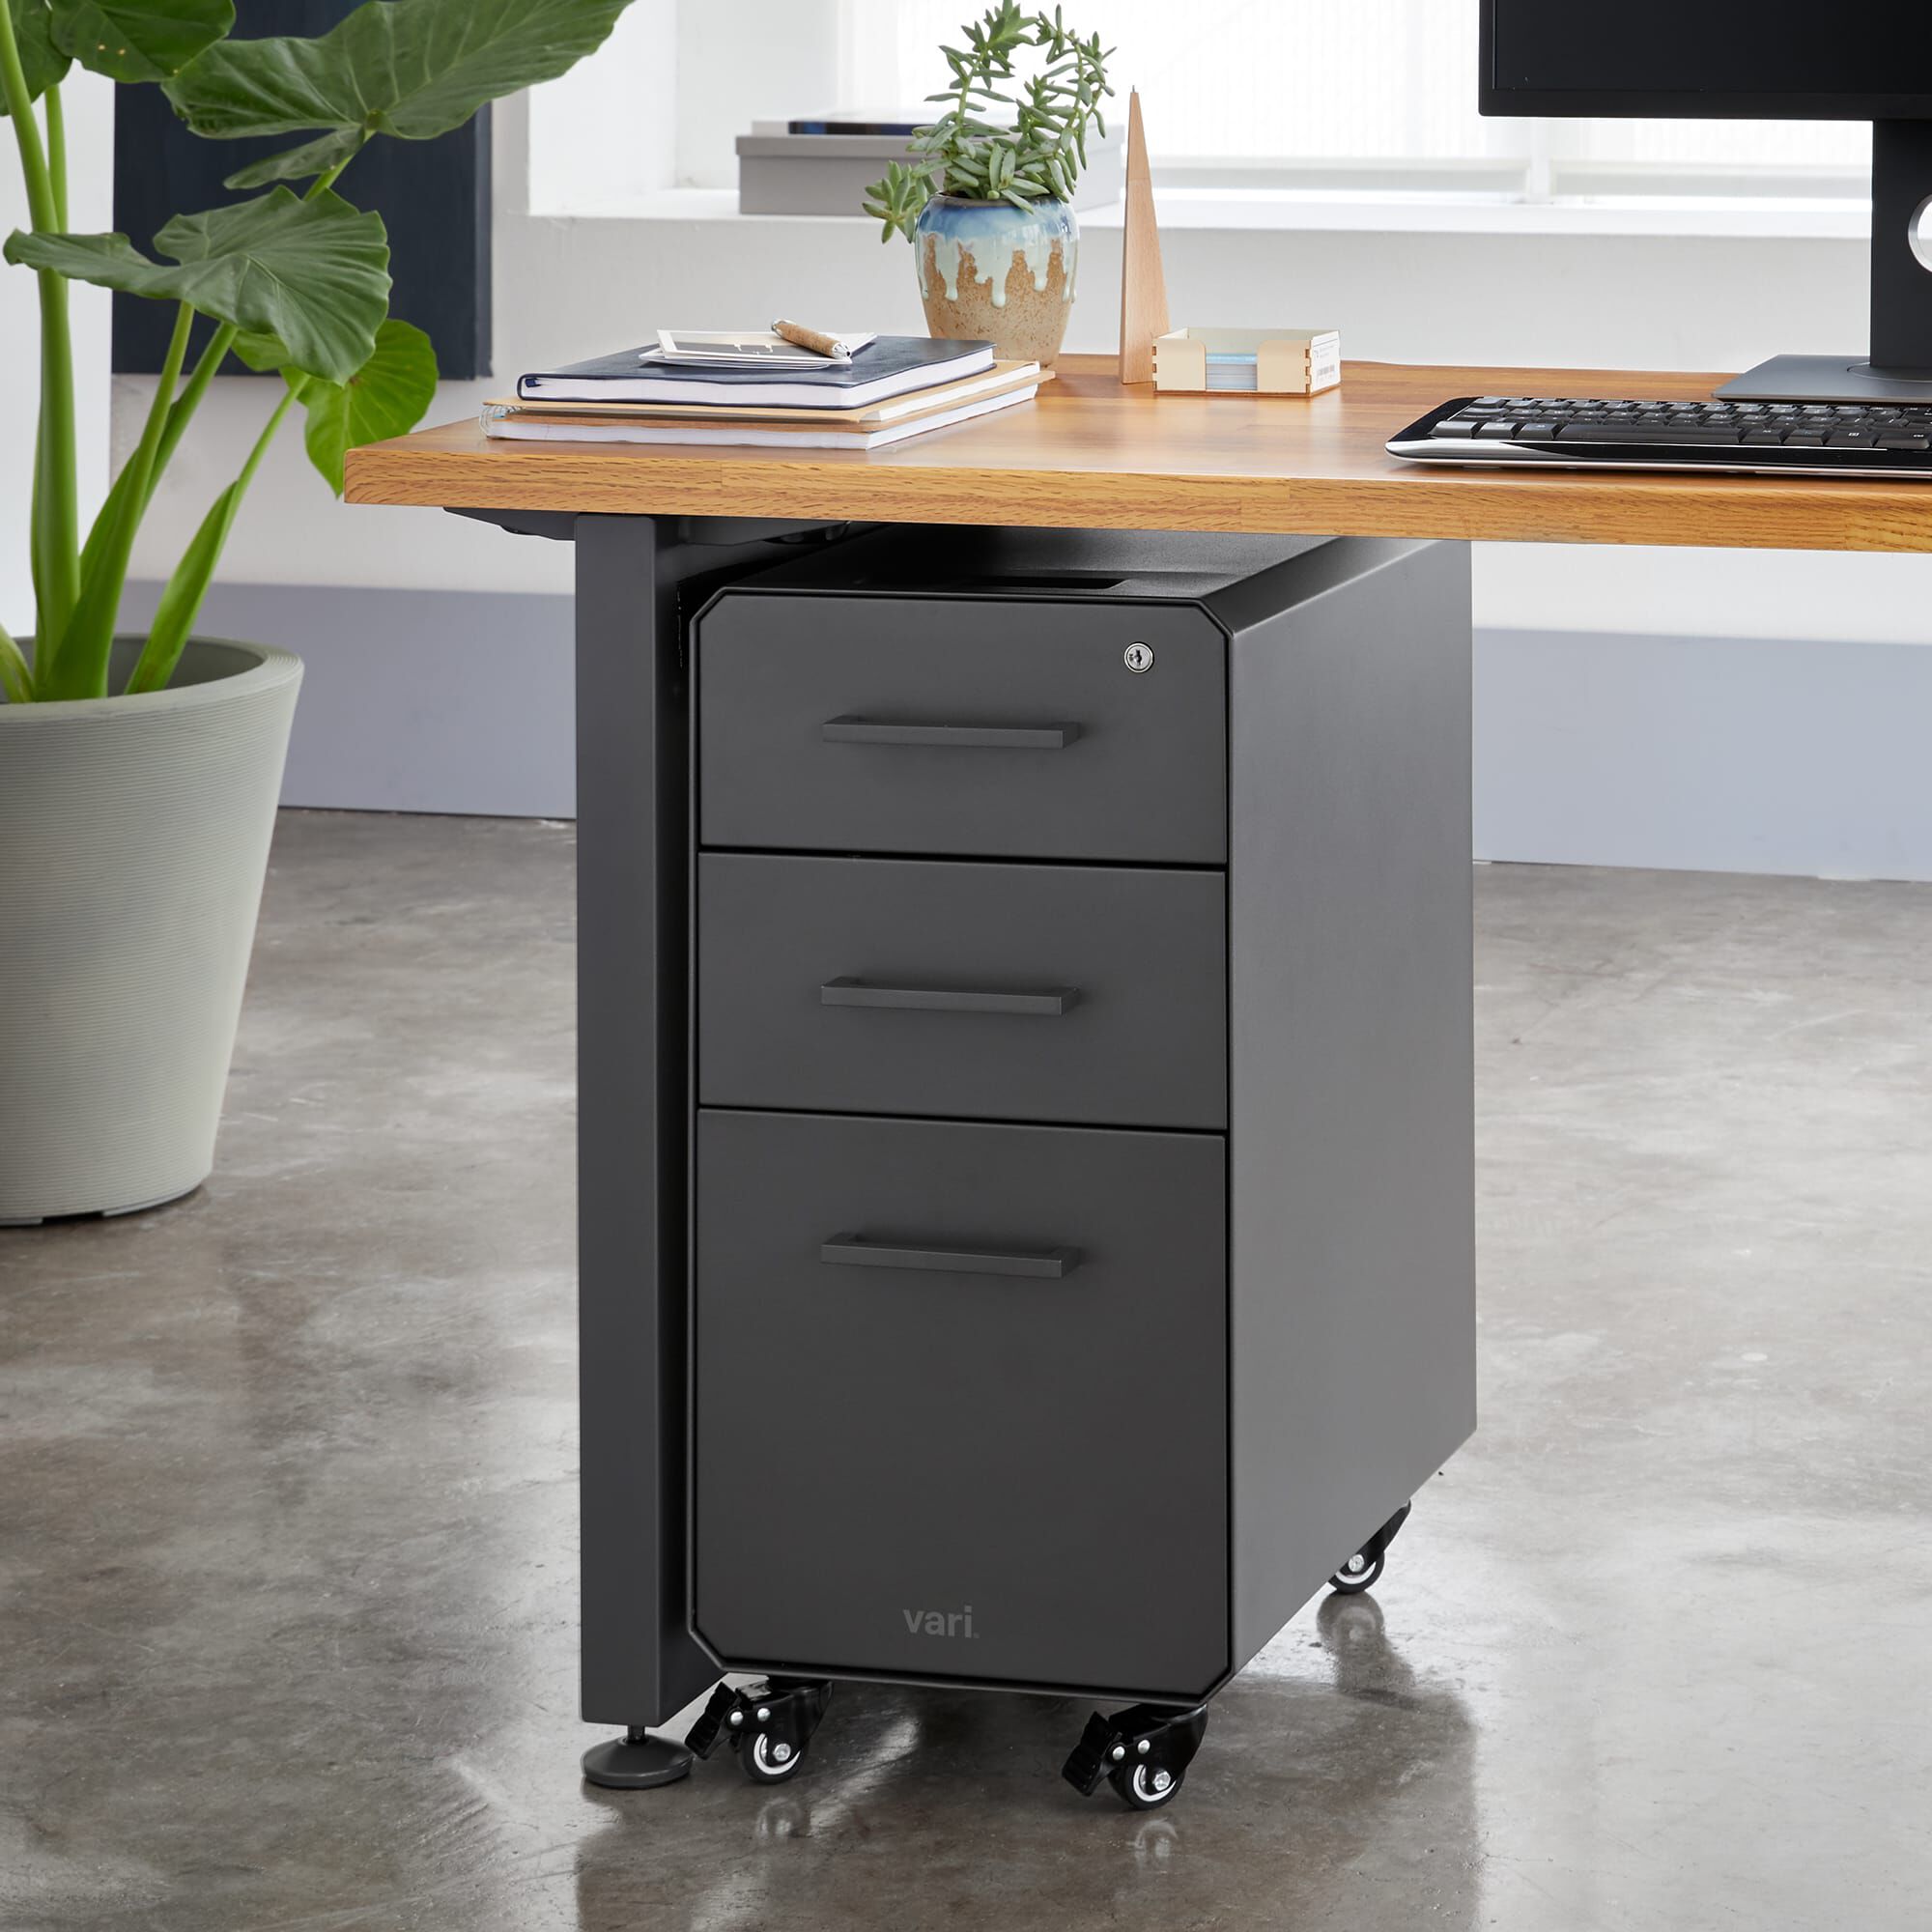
<box><xmin>835</xmin><ymin>0</ymin><xmax>1869</xmax><ymax>198</ymax></box>
<box><xmin>527</xmin><ymin>0</ymin><xmax>1874</xmax><ymax>209</ymax></box>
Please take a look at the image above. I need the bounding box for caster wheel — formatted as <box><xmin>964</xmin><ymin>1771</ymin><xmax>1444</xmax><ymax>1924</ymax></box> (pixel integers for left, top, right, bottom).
<box><xmin>690</xmin><ymin>1678</ymin><xmax>830</xmax><ymax>1783</ymax></box>
<box><xmin>1328</xmin><ymin>1548</ymin><xmax>1385</xmax><ymax>1595</ymax></box>
<box><xmin>741</xmin><ymin>1731</ymin><xmax>807</xmax><ymax>1783</ymax></box>
<box><xmin>1063</xmin><ymin>1702</ymin><xmax>1208</xmax><ymax>1809</ymax></box>
<box><xmin>1328</xmin><ymin>1500</ymin><xmax>1411</xmax><ymax>1596</ymax></box>
<box><xmin>1111</xmin><ymin>1760</ymin><xmax>1182</xmax><ymax>1810</ymax></box>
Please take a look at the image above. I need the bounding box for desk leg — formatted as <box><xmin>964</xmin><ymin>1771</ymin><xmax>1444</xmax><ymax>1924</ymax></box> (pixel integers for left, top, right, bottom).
<box><xmin>574</xmin><ymin>514</ymin><xmax>717</xmax><ymax>1783</ymax></box>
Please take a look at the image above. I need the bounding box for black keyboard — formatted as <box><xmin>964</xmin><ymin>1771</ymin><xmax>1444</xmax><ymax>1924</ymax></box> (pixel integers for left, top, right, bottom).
<box><xmin>1387</xmin><ymin>394</ymin><xmax>1932</xmax><ymax>479</ymax></box>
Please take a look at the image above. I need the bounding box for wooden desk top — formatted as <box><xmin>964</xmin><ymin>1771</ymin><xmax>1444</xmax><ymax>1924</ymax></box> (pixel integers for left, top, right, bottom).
<box><xmin>344</xmin><ymin>355</ymin><xmax>1932</xmax><ymax>554</ymax></box>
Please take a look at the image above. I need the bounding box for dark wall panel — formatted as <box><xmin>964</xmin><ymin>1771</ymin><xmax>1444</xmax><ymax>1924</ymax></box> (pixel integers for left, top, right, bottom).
<box><xmin>112</xmin><ymin>0</ymin><xmax>492</xmax><ymax>378</ymax></box>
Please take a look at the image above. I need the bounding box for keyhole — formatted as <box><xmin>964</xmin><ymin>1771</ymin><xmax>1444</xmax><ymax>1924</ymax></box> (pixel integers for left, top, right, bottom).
<box><xmin>1913</xmin><ymin>194</ymin><xmax>1932</xmax><ymax>276</ymax></box>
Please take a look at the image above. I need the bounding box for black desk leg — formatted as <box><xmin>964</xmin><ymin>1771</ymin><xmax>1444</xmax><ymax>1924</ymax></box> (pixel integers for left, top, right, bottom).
<box><xmin>574</xmin><ymin>514</ymin><xmax>718</xmax><ymax>1787</ymax></box>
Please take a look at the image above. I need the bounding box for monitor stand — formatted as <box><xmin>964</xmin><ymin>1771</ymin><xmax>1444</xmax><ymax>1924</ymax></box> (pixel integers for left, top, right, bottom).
<box><xmin>1719</xmin><ymin>121</ymin><xmax>1932</xmax><ymax>403</ymax></box>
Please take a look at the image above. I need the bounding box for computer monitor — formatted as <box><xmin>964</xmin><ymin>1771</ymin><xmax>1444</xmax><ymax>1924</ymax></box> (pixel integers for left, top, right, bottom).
<box><xmin>1479</xmin><ymin>0</ymin><xmax>1932</xmax><ymax>401</ymax></box>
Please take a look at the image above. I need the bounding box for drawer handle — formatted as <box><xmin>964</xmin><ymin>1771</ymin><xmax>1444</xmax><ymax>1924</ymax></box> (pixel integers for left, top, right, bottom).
<box><xmin>820</xmin><ymin>977</ymin><xmax>1079</xmax><ymax>1017</ymax></box>
<box><xmin>821</xmin><ymin>716</ymin><xmax>1081</xmax><ymax>751</ymax></box>
<box><xmin>820</xmin><ymin>1234</ymin><xmax>1081</xmax><ymax>1279</ymax></box>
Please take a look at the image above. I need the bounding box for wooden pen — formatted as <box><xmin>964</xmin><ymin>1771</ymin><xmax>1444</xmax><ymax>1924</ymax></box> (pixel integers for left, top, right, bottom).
<box><xmin>771</xmin><ymin>318</ymin><xmax>859</xmax><ymax>359</ymax></box>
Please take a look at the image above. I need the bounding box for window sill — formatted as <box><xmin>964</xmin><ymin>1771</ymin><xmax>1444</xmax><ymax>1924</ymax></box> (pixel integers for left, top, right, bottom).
<box><xmin>528</xmin><ymin>184</ymin><xmax>1871</xmax><ymax>242</ymax></box>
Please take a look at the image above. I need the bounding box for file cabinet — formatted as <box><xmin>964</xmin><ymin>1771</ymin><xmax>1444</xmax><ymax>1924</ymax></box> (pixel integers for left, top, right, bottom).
<box><xmin>678</xmin><ymin>526</ymin><xmax>1475</xmax><ymax>1799</ymax></box>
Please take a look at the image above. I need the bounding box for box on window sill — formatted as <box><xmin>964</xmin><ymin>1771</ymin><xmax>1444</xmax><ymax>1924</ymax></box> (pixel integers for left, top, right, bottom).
<box><xmin>737</xmin><ymin>121</ymin><xmax>1123</xmax><ymax>218</ymax></box>
<box><xmin>1152</xmin><ymin>327</ymin><xmax>1342</xmax><ymax>397</ymax></box>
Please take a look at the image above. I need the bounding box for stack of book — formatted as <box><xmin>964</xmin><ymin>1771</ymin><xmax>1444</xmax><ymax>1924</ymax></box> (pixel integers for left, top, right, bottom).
<box><xmin>485</xmin><ymin>333</ymin><xmax>1044</xmax><ymax>451</ymax></box>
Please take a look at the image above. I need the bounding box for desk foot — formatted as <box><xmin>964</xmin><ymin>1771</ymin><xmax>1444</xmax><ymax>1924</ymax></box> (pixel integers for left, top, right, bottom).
<box><xmin>582</xmin><ymin>1726</ymin><xmax>694</xmax><ymax>1789</ymax></box>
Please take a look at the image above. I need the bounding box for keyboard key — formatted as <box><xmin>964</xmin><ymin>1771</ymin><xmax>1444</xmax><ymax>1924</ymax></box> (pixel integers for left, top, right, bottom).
<box><xmin>1517</xmin><ymin>421</ymin><xmax>1560</xmax><ymax>439</ymax></box>
<box><xmin>1878</xmin><ymin>433</ymin><xmax>1932</xmax><ymax>450</ymax></box>
<box><xmin>1783</xmin><ymin>430</ymin><xmax>1828</xmax><ymax>445</ymax></box>
<box><xmin>1743</xmin><ymin>428</ymin><xmax>1786</xmax><ymax>444</ymax></box>
<box><xmin>1827</xmin><ymin>431</ymin><xmax>1879</xmax><ymax>447</ymax></box>
<box><xmin>1476</xmin><ymin>422</ymin><xmax>1520</xmax><ymax>440</ymax></box>
<box><xmin>1434</xmin><ymin>420</ymin><xmax>1479</xmax><ymax>439</ymax></box>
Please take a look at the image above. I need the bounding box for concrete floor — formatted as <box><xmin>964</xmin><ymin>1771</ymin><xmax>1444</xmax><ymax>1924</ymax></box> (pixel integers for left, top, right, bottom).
<box><xmin>4</xmin><ymin>810</ymin><xmax>1929</xmax><ymax>1932</ymax></box>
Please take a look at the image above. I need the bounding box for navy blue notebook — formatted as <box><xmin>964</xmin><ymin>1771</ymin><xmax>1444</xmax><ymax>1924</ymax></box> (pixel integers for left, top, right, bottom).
<box><xmin>518</xmin><ymin>335</ymin><xmax>995</xmax><ymax>409</ymax></box>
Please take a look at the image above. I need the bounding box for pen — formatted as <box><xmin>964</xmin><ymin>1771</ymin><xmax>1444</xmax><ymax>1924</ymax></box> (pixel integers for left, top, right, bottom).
<box><xmin>771</xmin><ymin>318</ymin><xmax>856</xmax><ymax>359</ymax></box>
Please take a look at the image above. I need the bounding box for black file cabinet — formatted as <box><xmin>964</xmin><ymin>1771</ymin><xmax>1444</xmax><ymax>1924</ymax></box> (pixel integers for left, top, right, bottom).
<box><xmin>681</xmin><ymin>526</ymin><xmax>1475</xmax><ymax>1804</ymax></box>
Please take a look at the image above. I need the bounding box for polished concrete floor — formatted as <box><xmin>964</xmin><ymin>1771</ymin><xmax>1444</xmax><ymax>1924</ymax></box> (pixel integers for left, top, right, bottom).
<box><xmin>4</xmin><ymin>810</ymin><xmax>1928</xmax><ymax>1932</ymax></box>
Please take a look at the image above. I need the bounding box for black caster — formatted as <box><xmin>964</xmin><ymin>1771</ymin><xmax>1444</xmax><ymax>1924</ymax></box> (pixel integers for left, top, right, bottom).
<box><xmin>1062</xmin><ymin>1702</ymin><xmax>1208</xmax><ymax>1811</ymax></box>
<box><xmin>686</xmin><ymin>1677</ymin><xmax>832</xmax><ymax>1784</ymax></box>
<box><xmin>1329</xmin><ymin>1500</ymin><xmax>1412</xmax><ymax>1595</ymax></box>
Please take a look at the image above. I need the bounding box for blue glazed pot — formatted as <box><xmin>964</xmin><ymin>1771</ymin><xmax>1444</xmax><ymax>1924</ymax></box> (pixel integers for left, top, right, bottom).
<box><xmin>913</xmin><ymin>193</ymin><xmax>1078</xmax><ymax>366</ymax></box>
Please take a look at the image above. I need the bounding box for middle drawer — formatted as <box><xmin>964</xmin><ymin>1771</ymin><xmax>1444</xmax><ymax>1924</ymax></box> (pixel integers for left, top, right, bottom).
<box><xmin>698</xmin><ymin>853</ymin><xmax>1227</xmax><ymax>1130</ymax></box>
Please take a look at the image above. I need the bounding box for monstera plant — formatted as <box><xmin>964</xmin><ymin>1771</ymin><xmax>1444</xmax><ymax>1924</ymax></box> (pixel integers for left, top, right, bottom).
<box><xmin>0</xmin><ymin>0</ymin><xmax>633</xmax><ymax>703</ymax></box>
<box><xmin>0</xmin><ymin>0</ymin><xmax>635</xmax><ymax>1226</ymax></box>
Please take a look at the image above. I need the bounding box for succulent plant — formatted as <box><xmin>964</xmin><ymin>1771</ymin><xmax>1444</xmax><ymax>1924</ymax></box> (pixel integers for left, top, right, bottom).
<box><xmin>864</xmin><ymin>3</ymin><xmax>1113</xmax><ymax>242</ymax></box>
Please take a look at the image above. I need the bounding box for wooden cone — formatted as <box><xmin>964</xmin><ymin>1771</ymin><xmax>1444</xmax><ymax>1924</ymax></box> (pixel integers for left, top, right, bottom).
<box><xmin>1118</xmin><ymin>90</ymin><xmax>1170</xmax><ymax>384</ymax></box>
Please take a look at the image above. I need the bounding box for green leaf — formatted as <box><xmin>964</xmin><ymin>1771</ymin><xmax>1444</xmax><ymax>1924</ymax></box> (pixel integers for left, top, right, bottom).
<box><xmin>164</xmin><ymin>0</ymin><xmax>634</xmax><ymax>148</ymax></box>
<box><xmin>222</xmin><ymin>125</ymin><xmax>365</xmax><ymax>191</ymax></box>
<box><xmin>1</xmin><ymin>0</ymin><xmax>70</xmax><ymax>113</ymax></box>
<box><xmin>47</xmin><ymin>0</ymin><xmax>231</xmax><ymax>84</ymax></box>
<box><xmin>127</xmin><ymin>380</ymin><xmax>297</xmax><ymax>695</ymax></box>
<box><xmin>6</xmin><ymin>187</ymin><xmax>389</xmax><ymax>382</ymax></box>
<box><xmin>127</xmin><ymin>476</ymin><xmax>242</xmax><ymax>694</ymax></box>
<box><xmin>290</xmin><ymin>317</ymin><xmax>438</xmax><ymax>495</ymax></box>
<box><xmin>0</xmin><ymin>617</ymin><xmax>31</xmax><ymax>702</ymax></box>
<box><xmin>230</xmin><ymin>326</ymin><xmax>289</xmax><ymax>373</ymax></box>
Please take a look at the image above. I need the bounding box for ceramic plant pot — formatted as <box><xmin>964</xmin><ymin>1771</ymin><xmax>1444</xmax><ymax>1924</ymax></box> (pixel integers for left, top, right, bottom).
<box><xmin>914</xmin><ymin>193</ymin><xmax>1078</xmax><ymax>366</ymax></box>
<box><xmin>0</xmin><ymin>637</ymin><xmax>301</xmax><ymax>1223</ymax></box>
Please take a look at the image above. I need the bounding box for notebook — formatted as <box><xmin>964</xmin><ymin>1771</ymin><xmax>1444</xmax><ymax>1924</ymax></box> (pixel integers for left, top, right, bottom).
<box><xmin>486</xmin><ymin>362</ymin><xmax>1043</xmax><ymax>431</ymax></box>
<box><xmin>484</xmin><ymin>384</ymin><xmax>1038</xmax><ymax>450</ymax></box>
<box><xmin>518</xmin><ymin>335</ymin><xmax>995</xmax><ymax>409</ymax></box>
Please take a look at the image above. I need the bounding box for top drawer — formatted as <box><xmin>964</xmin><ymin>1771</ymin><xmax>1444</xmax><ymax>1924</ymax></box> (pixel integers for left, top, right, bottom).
<box><xmin>696</xmin><ymin>592</ymin><xmax>1226</xmax><ymax>864</ymax></box>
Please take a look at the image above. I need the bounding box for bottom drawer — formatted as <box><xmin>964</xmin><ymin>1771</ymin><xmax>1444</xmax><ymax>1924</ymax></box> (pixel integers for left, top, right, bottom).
<box><xmin>693</xmin><ymin>1109</ymin><xmax>1229</xmax><ymax>1701</ymax></box>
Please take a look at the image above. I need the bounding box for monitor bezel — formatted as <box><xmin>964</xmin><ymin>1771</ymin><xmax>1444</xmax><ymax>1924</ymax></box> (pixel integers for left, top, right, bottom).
<box><xmin>1478</xmin><ymin>1</ymin><xmax>1932</xmax><ymax>120</ymax></box>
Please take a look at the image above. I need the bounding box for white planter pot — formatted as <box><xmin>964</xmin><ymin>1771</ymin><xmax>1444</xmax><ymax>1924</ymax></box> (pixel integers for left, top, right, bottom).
<box><xmin>1</xmin><ymin>638</ymin><xmax>301</xmax><ymax>1223</ymax></box>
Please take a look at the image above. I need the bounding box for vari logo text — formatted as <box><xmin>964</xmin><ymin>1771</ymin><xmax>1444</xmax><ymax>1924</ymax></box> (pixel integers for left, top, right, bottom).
<box><xmin>903</xmin><ymin>1605</ymin><xmax>979</xmax><ymax>1638</ymax></box>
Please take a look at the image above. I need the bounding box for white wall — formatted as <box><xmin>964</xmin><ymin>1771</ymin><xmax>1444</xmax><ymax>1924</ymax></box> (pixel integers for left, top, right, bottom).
<box><xmin>527</xmin><ymin>0</ymin><xmax>677</xmax><ymax>211</ymax></box>
<box><xmin>121</xmin><ymin>95</ymin><xmax>1929</xmax><ymax>641</ymax></box>
<box><xmin>674</xmin><ymin>0</ymin><xmax>840</xmax><ymax>189</ymax></box>
<box><xmin>1</xmin><ymin>74</ymin><xmax>114</xmax><ymax>640</ymax></box>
